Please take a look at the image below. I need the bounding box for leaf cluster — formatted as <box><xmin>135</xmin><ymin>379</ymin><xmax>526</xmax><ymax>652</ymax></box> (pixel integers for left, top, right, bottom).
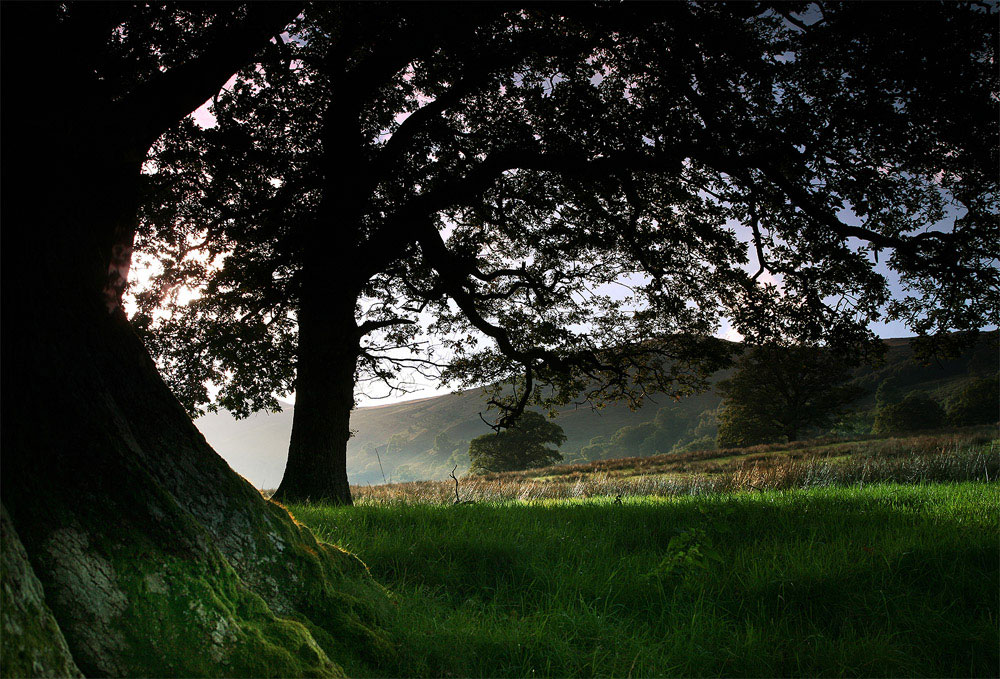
<box><xmin>468</xmin><ymin>411</ymin><xmax>566</xmax><ymax>474</ymax></box>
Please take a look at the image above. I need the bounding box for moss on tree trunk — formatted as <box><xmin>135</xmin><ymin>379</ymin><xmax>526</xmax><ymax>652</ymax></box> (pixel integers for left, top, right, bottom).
<box><xmin>2</xmin><ymin>292</ymin><xmax>392</xmax><ymax>676</ymax></box>
<box><xmin>0</xmin><ymin>6</ymin><xmax>390</xmax><ymax>669</ymax></box>
<box><xmin>1</xmin><ymin>505</ymin><xmax>84</xmax><ymax>679</ymax></box>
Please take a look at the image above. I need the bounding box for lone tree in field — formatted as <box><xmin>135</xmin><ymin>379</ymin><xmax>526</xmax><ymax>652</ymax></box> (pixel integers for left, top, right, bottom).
<box><xmin>135</xmin><ymin>2</ymin><xmax>998</xmax><ymax>505</ymax></box>
<box><xmin>716</xmin><ymin>344</ymin><xmax>861</xmax><ymax>447</ymax></box>
<box><xmin>468</xmin><ymin>411</ymin><xmax>566</xmax><ymax>474</ymax></box>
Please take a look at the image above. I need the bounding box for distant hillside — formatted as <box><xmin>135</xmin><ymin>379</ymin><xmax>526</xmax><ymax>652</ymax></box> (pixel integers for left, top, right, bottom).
<box><xmin>196</xmin><ymin>333</ymin><xmax>997</xmax><ymax>489</ymax></box>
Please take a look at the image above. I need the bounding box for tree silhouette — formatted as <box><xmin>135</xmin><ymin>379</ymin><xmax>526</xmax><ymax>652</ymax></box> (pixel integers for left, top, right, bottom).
<box><xmin>469</xmin><ymin>411</ymin><xmax>566</xmax><ymax>474</ymax></box>
<box><xmin>716</xmin><ymin>344</ymin><xmax>860</xmax><ymax>447</ymax></box>
<box><xmin>135</xmin><ymin>2</ymin><xmax>997</xmax><ymax>504</ymax></box>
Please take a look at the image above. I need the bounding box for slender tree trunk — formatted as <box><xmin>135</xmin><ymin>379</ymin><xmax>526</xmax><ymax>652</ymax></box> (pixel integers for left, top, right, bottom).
<box><xmin>273</xmin><ymin>280</ymin><xmax>361</xmax><ymax>505</ymax></box>
<box><xmin>272</xmin><ymin>81</ymin><xmax>369</xmax><ymax>505</ymax></box>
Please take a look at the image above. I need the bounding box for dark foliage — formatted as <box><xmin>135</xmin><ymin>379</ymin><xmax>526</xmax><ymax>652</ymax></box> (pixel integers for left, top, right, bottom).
<box><xmin>469</xmin><ymin>411</ymin><xmax>566</xmax><ymax>474</ymax></box>
<box><xmin>716</xmin><ymin>344</ymin><xmax>861</xmax><ymax>447</ymax></box>
<box><xmin>134</xmin><ymin>2</ymin><xmax>998</xmax><ymax>502</ymax></box>
<box><xmin>945</xmin><ymin>376</ymin><xmax>999</xmax><ymax>427</ymax></box>
<box><xmin>873</xmin><ymin>392</ymin><xmax>946</xmax><ymax>436</ymax></box>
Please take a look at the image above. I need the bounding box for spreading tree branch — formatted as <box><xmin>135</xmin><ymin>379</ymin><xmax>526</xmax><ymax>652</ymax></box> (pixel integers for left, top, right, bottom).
<box><xmin>360</xmin><ymin>144</ymin><xmax>698</xmax><ymax>276</ymax></box>
<box><xmin>357</xmin><ymin>317</ymin><xmax>417</xmax><ymax>336</ymax></box>
<box><xmin>119</xmin><ymin>3</ymin><xmax>301</xmax><ymax>148</ymax></box>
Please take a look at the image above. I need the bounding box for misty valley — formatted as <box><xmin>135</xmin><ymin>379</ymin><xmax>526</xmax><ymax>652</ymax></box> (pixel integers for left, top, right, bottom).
<box><xmin>2</xmin><ymin>2</ymin><xmax>997</xmax><ymax>678</ymax></box>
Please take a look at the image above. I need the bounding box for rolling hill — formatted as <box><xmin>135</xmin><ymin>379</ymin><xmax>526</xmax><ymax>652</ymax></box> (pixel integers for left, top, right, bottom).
<box><xmin>196</xmin><ymin>333</ymin><xmax>997</xmax><ymax>489</ymax></box>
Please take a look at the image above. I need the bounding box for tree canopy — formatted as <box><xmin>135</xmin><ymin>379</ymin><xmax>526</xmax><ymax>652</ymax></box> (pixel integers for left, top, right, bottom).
<box><xmin>131</xmin><ymin>2</ymin><xmax>999</xmax><ymax>503</ymax></box>
<box><xmin>468</xmin><ymin>411</ymin><xmax>566</xmax><ymax>474</ymax></box>
<box><xmin>945</xmin><ymin>377</ymin><xmax>999</xmax><ymax>427</ymax></box>
<box><xmin>873</xmin><ymin>392</ymin><xmax>946</xmax><ymax>436</ymax></box>
<box><xmin>716</xmin><ymin>344</ymin><xmax>860</xmax><ymax>447</ymax></box>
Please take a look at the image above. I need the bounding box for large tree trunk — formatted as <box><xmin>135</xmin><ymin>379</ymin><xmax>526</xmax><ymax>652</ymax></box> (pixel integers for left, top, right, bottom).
<box><xmin>273</xmin><ymin>278</ymin><xmax>360</xmax><ymax>505</ymax></box>
<box><xmin>3</xmin><ymin>287</ymin><xmax>389</xmax><ymax>676</ymax></box>
<box><xmin>1</xmin><ymin>6</ymin><xmax>388</xmax><ymax>676</ymax></box>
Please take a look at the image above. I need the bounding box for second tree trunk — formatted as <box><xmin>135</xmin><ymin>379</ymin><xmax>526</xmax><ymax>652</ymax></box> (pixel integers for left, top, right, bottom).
<box><xmin>273</xmin><ymin>287</ymin><xmax>360</xmax><ymax>505</ymax></box>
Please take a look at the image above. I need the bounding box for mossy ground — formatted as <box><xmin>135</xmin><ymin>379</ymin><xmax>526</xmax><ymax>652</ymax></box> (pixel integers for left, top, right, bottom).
<box><xmin>294</xmin><ymin>482</ymin><xmax>999</xmax><ymax>678</ymax></box>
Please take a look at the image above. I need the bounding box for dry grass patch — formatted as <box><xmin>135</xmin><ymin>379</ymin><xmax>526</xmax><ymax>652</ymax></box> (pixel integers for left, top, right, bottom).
<box><xmin>350</xmin><ymin>427</ymin><xmax>998</xmax><ymax>505</ymax></box>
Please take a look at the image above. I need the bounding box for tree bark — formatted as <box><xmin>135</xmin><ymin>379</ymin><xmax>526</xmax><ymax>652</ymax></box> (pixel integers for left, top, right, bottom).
<box><xmin>272</xmin><ymin>88</ymin><xmax>369</xmax><ymax>505</ymax></box>
<box><xmin>273</xmin><ymin>276</ymin><xmax>361</xmax><ymax>505</ymax></box>
<box><xmin>1</xmin><ymin>505</ymin><xmax>84</xmax><ymax>679</ymax></box>
<box><xmin>2</xmin><ymin>268</ymin><xmax>390</xmax><ymax>676</ymax></box>
<box><xmin>1</xmin><ymin>6</ymin><xmax>387</xmax><ymax>675</ymax></box>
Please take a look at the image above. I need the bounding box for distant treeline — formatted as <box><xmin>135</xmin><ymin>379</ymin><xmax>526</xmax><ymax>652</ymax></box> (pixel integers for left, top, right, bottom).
<box><xmin>348</xmin><ymin>334</ymin><xmax>997</xmax><ymax>484</ymax></box>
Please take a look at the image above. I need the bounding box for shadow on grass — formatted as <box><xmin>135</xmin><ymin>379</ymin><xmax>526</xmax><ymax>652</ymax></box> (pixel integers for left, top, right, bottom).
<box><xmin>294</xmin><ymin>483</ymin><xmax>998</xmax><ymax>678</ymax></box>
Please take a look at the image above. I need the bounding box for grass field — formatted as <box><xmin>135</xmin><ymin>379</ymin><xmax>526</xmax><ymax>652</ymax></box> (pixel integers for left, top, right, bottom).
<box><xmin>350</xmin><ymin>427</ymin><xmax>997</xmax><ymax>504</ymax></box>
<box><xmin>292</xmin><ymin>481</ymin><xmax>998</xmax><ymax>677</ymax></box>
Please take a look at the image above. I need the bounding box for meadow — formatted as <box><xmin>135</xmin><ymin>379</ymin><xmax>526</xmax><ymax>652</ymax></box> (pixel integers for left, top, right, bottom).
<box><xmin>350</xmin><ymin>427</ymin><xmax>998</xmax><ymax>504</ymax></box>
<box><xmin>289</xmin><ymin>430</ymin><xmax>999</xmax><ymax>678</ymax></box>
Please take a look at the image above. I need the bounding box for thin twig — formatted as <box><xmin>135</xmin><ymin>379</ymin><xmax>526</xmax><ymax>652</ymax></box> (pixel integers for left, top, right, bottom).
<box><xmin>376</xmin><ymin>445</ymin><xmax>387</xmax><ymax>485</ymax></box>
<box><xmin>449</xmin><ymin>464</ymin><xmax>461</xmax><ymax>504</ymax></box>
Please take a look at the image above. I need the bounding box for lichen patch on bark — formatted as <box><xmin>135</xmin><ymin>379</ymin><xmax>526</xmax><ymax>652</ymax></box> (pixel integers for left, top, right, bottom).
<box><xmin>1</xmin><ymin>506</ymin><xmax>83</xmax><ymax>679</ymax></box>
